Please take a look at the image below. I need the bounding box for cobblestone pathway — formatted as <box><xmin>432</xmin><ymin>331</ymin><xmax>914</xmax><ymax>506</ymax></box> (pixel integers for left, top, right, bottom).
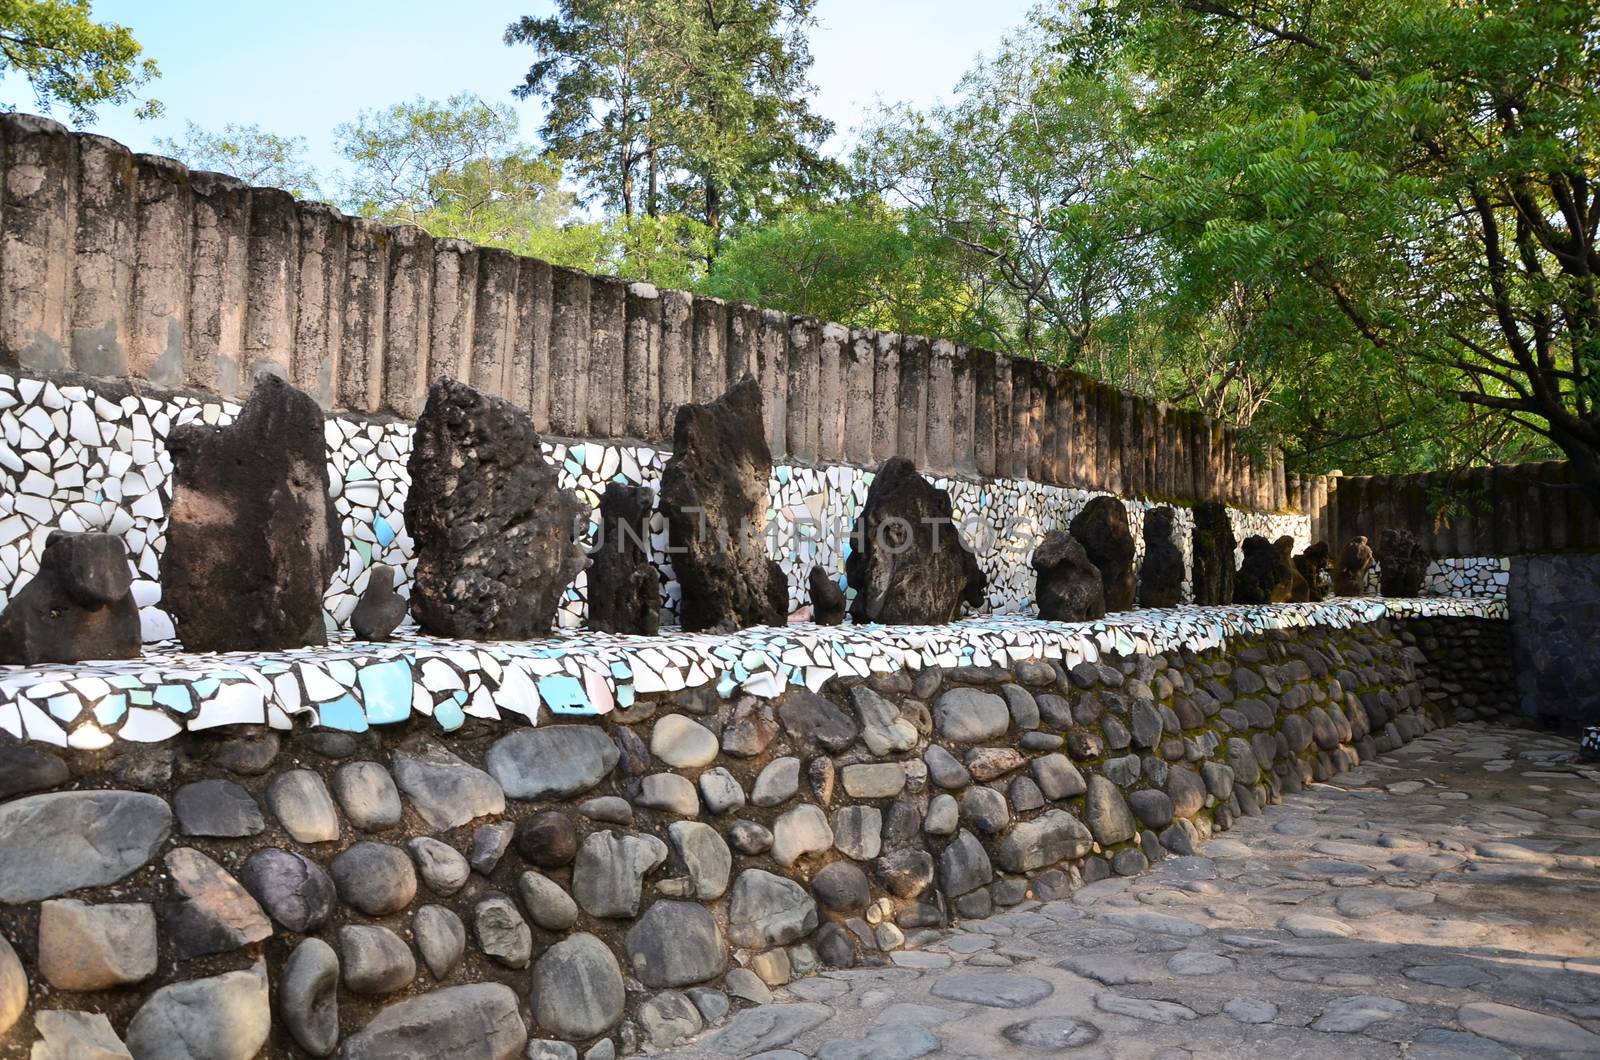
<box><xmin>662</xmin><ymin>723</ymin><xmax>1600</xmax><ymax>1059</ymax></box>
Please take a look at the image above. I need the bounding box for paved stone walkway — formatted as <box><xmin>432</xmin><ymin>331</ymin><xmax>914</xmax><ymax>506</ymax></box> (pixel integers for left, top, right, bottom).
<box><xmin>662</xmin><ymin>722</ymin><xmax>1600</xmax><ymax>1059</ymax></box>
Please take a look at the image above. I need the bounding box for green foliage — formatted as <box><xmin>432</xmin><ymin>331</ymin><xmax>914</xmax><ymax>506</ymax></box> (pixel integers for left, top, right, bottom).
<box><xmin>508</xmin><ymin>0</ymin><xmax>839</xmax><ymax>250</ymax></box>
<box><xmin>0</xmin><ymin>0</ymin><xmax>159</xmax><ymax>122</ymax></box>
<box><xmin>155</xmin><ymin>121</ymin><xmax>321</xmax><ymax>198</ymax></box>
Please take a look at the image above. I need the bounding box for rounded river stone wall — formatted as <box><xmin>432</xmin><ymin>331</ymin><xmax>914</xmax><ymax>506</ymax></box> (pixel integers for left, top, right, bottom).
<box><xmin>0</xmin><ymin>617</ymin><xmax>1462</xmax><ymax>1059</ymax></box>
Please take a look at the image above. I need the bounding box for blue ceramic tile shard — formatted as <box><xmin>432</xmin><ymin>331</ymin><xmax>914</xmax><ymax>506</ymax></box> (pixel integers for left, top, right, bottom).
<box><xmin>358</xmin><ymin>658</ymin><xmax>413</xmax><ymax>725</ymax></box>
<box><xmin>153</xmin><ymin>684</ymin><xmax>194</xmax><ymax>714</ymax></box>
<box><xmin>318</xmin><ymin>693</ymin><xmax>368</xmax><ymax>732</ymax></box>
<box><xmin>538</xmin><ymin>674</ymin><xmax>589</xmax><ymax>714</ymax></box>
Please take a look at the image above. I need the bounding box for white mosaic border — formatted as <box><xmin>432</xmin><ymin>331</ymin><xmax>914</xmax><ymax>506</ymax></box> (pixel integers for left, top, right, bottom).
<box><xmin>0</xmin><ymin>596</ymin><xmax>1505</xmax><ymax>749</ymax></box>
<box><xmin>1</xmin><ymin>372</ymin><xmax>1329</xmax><ymax>640</ymax></box>
<box><xmin>1356</xmin><ymin>556</ymin><xmax>1511</xmax><ymax>600</ymax></box>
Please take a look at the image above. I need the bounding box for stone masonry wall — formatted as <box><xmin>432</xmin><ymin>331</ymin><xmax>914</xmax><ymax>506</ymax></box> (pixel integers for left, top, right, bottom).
<box><xmin>0</xmin><ymin>616</ymin><xmax>1461</xmax><ymax>1059</ymax></box>
<box><xmin>1396</xmin><ymin>616</ymin><xmax>1515</xmax><ymax>726</ymax></box>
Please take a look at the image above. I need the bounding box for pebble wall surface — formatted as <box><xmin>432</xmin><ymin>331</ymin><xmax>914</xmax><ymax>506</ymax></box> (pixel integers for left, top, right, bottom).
<box><xmin>0</xmin><ymin>606</ymin><xmax>1483</xmax><ymax>1059</ymax></box>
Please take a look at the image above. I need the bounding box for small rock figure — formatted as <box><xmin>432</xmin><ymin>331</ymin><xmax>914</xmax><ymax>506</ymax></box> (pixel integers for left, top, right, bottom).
<box><xmin>1137</xmin><ymin>506</ymin><xmax>1184</xmax><ymax>608</ymax></box>
<box><xmin>658</xmin><ymin>377</ymin><xmax>789</xmax><ymax>632</ymax></box>
<box><xmin>1377</xmin><ymin>528</ymin><xmax>1429</xmax><ymax>598</ymax></box>
<box><xmin>1190</xmin><ymin>501</ymin><xmax>1236</xmax><ymax>605</ymax></box>
<box><xmin>162</xmin><ymin>374</ymin><xmax>342</xmax><ymax>651</ymax></box>
<box><xmin>846</xmin><ymin>457</ymin><xmax>987</xmax><ymax>624</ymax></box>
<box><xmin>351</xmin><ymin>565</ymin><xmax>407</xmax><ymax>641</ymax></box>
<box><xmin>0</xmin><ymin>531</ymin><xmax>140</xmax><ymax>663</ymax></box>
<box><xmin>1295</xmin><ymin>542</ymin><xmax>1332</xmax><ymax>601</ymax></box>
<box><xmin>1235</xmin><ymin>534</ymin><xmax>1293</xmax><ymax>604</ymax></box>
<box><xmin>1278</xmin><ymin>537</ymin><xmax>1311</xmax><ymax>601</ymax></box>
<box><xmin>1033</xmin><ymin>530</ymin><xmax>1107</xmax><ymax>622</ymax></box>
<box><xmin>1069</xmin><ymin>496</ymin><xmax>1137</xmax><ymax>612</ymax></box>
<box><xmin>587</xmin><ymin>484</ymin><xmax>661</xmax><ymax>636</ymax></box>
<box><xmin>406</xmin><ymin>379</ymin><xmax>587</xmax><ymax>639</ymax></box>
<box><xmin>1333</xmin><ymin>536</ymin><xmax>1375</xmax><ymax>596</ymax></box>
<box><xmin>808</xmin><ymin>566</ymin><xmax>846</xmax><ymax>625</ymax></box>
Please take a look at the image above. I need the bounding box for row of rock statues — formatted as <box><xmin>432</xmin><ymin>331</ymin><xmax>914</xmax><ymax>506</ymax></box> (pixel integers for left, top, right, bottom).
<box><xmin>0</xmin><ymin>370</ymin><xmax>1435</xmax><ymax>664</ymax></box>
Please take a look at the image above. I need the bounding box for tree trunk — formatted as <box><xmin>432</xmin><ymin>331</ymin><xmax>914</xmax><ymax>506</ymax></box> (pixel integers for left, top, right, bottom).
<box><xmin>705</xmin><ymin>177</ymin><xmax>721</xmax><ymax>268</ymax></box>
<box><xmin>646</xmin><ymin>146</ymin><xmax>658</xmax><ymax>218</ymax></box>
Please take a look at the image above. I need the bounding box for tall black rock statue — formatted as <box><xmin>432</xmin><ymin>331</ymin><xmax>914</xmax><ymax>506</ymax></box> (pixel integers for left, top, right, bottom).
<box><xmin>1032</xmin><ymin>530</ymin><xmax>1107</xmax><ymax>622</ymax></box>
<box><xmin>1377</xmin><ymin>528</ymin><xmax>1429</xmax><ymax>598</ymax></box>
<box><xmin>1333</xmin><ymin>536</ymin><xmax>1374</xmax><ymax>596</ymax></box>
<box><xmin>1235</xmin><ymin>534</ymin><xmax>1293</xmax><ymax>604</ymax></box>
<box><xmin>1295</xmin><ymin>542</ymin><xmax>1332</xmax><ymax>601</ymax></box>
<box><xmin>808</xmin><ymin>566</ymin><xmax>846</xmax><ymax>626</ymax></box>
<box><xmin>587</xmin><ymin>484</ymin><xmax>661</xmax><ymax>636</ymax></box>
<box><xmin>846</xmin><ymin>457</ymin><xmax>988</xmax><ymax>625</ymax></box>
<box><xmin>658</xmin><ymin>377</ymin><xmax>788</xmax><ymax>632</ymax></box>
<box><xmin>406</xmin><ymin>378</ymin><xmax>587</xmax><ymax>639</ymax></box>
<box><xmin>1190</xmin><ymin>501</ymin><xmax>1236</xmax><ymax>606</ymax></box>
<box><xmin>1069</xmin><ymin>496</ymin><xmax>1136</xmax><ymax>612</ymax></box>
<box><xmin>0</xmin><ymin>531</ymin><xmax>140</xmax><ymax>663</ymax></box>
<box><xmin>1137</xmin><ymin>506</ymin><xmax>1184</xmax><ymax>609</ymax></box>
<box><xmin>162</xmin><ymin>374</ymin><xmax>342</xmax><ymax>651</ymax></box>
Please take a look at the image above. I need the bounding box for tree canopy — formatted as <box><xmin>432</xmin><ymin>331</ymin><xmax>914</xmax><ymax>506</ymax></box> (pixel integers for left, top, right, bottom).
<box><xmin>156</xmin><ymin>121</ymin><xmax>321</xmax><ymax>198</ymax></box>
<box><xmin>0</xmin><ymin>0</ymin><xmax>159</xmax><ymax>122</ymax></box>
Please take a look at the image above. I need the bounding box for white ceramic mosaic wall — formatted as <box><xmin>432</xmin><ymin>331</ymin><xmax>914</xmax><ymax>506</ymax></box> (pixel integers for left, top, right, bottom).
<box><xmin>0</xmin><ymin>372</ymin><xmax>1320</xmax><ymax>640</ymax></box>
<box><xmin>1357</xmin><ymin>557</ymin><xmax>1511</xmax><ymax>600</ymax></box>
<box><xmin>0</xmin><ymin>595</ymin><xmax>1505</xmax><ymax>749</ymax></box>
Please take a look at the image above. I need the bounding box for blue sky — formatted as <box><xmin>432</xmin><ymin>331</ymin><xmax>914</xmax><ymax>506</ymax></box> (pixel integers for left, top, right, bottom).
<box><xmin>13</xmin><ymin>0</ymin><xmax>1038</xmax><ymax>182</ymax></box>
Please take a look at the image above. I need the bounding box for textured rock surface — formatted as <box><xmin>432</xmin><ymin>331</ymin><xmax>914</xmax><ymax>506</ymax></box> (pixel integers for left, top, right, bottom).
<box><xmin>1137</xmin><ymin>507</ymin><xmax>1185</xmax><ymax>609</ymax></box>
<box><xmin>350</xmin><ymin>563</ymin><xmax>407</xmax><ymax>641</ymax></box>
<box><xmin>162</xmin><ymin>847</ymin><xmax>273</xmax><ymax>959</ymax></box>
<box><xmin>0</xmin><ymin>530</ymin><xmax>139</xmax><ymax>664</ymax></box>
<box><xmin>846</xmin><ymin>457</ymin><xmax>987</xmax><ymax>624</ymax></box>
<box><xmin>808</xmin><ymin>565</ymin><xmax>846</xmax><ymax>625</ymax></box>
<box><xmin>1377</xmin><ymin>528</ymin><xmax>1429</xmax><ymax>598</ymax></box>
<box><xmin>1235</xmin><ymin>535</ymin><xmax>1293</xmax><ymax>604</ymax></box>
<box><xmin>1295</xmin><ymin>542</ymin><xmax>1332</xmax><ymax>602</ymax></box>
<box><xmin>1031</xmin><ymin>530</ymin><xmax>1106</xmax><ymax>622</ymax></box>
<box><xmin>0</xmin><ymin>790</ymin><xmax>170</xmax><ymax>902</ymax></box>
<box><xmin>161</xmin><ymin>374</ymin><xmax>341</xmax><ymax>651</ymax></box>
<box><xmin>342</xmin><ymin>984</ymin><xmax>526</xmax><ymax>1060</ymax></box>
<box><xmin>405</xmin><ymin>378</ymin><xmax>586</xmax><ymax>638</ymax></box>
<box><xmin>1334</xmin><ymin>535</ymin><xmax>1374</xmax><ymax>596</ymax></box>
<box><xmin>38</xmin><ymin>899</ymin><xmax>157</xmax><ymax>989</ymax></box>
<box><xmin>587</xmin><ymin>483</ymin><xmax>662</xmax><ymax>635</ymax></box>
<box><xmin>658</xmin><ymin>377</ymin><xmax>788</xmax><ymax>632</ymax></box>
<box><xmin>533</xmin><ymin>933</ymin><xmax>626</xmax><ymax>1039</ymax></box>
<box><xmin>124</xmin><ymin>959</ymin><xmax>271</xmax><ymax>1060</ymax></box>
<box><xmin>486</xmin><ymin>725</ymin><xmax>619</xmax><ymax>800</ymax></box>
<box><xmin>1070</xmin><ymin>496</ymin><xmax>1137</xmax><ymax>612</ymax></box>
<box><xmin>1190</xmin><ymin>501</ymin><xmax>1237</xmax><ymax>606</ymax></box>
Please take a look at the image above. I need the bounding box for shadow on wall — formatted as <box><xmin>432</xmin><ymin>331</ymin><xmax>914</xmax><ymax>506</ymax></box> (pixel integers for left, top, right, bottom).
<box><xmin>1509</xmin><ymin>552</ymin><xmax>1600</xmax><ymax>731</ymax></box>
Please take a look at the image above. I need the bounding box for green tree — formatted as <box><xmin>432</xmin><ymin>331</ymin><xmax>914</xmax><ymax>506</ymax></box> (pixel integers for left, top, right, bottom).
<box><xmin>155</xmin><ymin>121</ymin><xmax>321</xmax><ymax>198</ymax></box>
<box><xmin>1061</xmin><ymin>0</ymin><xmax>1592</xmax><ymax>490</ymax></box>
<box><xmin>508</xmin><ymin>0</ymin><xmax>839</xmax><ymax>256</ymax></box>
<box><xmin>0</xmin><ymin>0</ymin><xmax>159</xmax><ymax>121</ymax></box>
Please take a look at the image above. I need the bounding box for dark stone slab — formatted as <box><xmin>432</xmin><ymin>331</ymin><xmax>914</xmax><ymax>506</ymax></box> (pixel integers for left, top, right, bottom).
<box><xmin>587</xmin><ymin>483</ymin><xmax>661</xmax><ymax>635</ymax></box>
<box><xmin>846</xmin><ymin>456</ymin><xmax>987</xmax><ymax>624</ymax></box>
<box><xmin>808</xmin><ymin>565</ymin><xmax>846</xmax><ymax>626</ymax></box>
<box><xmin>1032</xmin><ymin>530</ymin><xmax>1106</xmax><ymax>622</ymax></box>
<box><xmin>0</xmin><ymin>530</ymin><xmax>139</xmax><ymax>664</ymax></box>
<box><xmin>1190</xmin><ymin>501</ymin><xmax>1236</xmax><ymax>606</ymax></box>
<box><xmin>1235</xmin><ymin>535</ymin><xmax>1292</xmax><ymax>604</ymax></box>
<box><xmin>1070</xmin><ymin>496</ymin><xmax>1136</xmax><ymax>612</ymax></box>
<box><xmin>405</xmin><ymin>378</ymin><xmax>586</xmax><ymax>639</ymax></box>
<box><xmin>162</xmin><ymin>374</ymin><xmax>341</xmax><ymax>651</ymax></box>
<box><xmin>351</xmin><ymin>564</ymin><xmax>407</xmax><ymax>641</ymax></box>
<box><xmin>1334</xmin><ymin>535</ymin><xmax>1374</xmax><ymax>596</ymax></box>
<box><xmin>658</xmin><ymin>376</ymin><xmax>788</xmax><ymax>632</ymax></box>
<box><xmin>1295</xmin><ymin>542</ymin><xmax>1332</xmax><ymax>601</ymax></box>
<box><xmin>1377</xmin><ymin>528</ymin><xmax>1428</xmax><ymax>598</ymax></box>
<box><xmin>1138</xmin><ymin>507</ymin><xmax>1184</xmax><ymax>609</ymax></box>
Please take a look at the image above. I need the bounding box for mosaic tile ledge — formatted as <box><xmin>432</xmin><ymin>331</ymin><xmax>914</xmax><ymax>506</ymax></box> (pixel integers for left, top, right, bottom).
<box><xmin>0</xmin><ymin>596</ymin><xmax>1505</xmax><ymax>749</ymax></box>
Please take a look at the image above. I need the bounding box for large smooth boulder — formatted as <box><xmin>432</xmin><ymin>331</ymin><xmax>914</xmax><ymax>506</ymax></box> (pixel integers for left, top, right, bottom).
<box><xmin>1070</xmin><ymin>496</ymin><xmax>1136</xmax><ymax>612</ymax></box>
<box><xmin>0</xmin><ymin>932</ymin><xmax>26</xmax><ymax>1039</ymax></box>
<box><xmin>162</xmin><ymin>374</ymin><xmax>341</xmax><ymax>651</ymax></box>
<box><xmin>343</xmin><ymin>984</ymin><xmax>526</xmax><ymax>1060</ymax></box>
<box><xmin>626</xmin><ymin>901</ymin><xmax>726</xmax><ymax>987</ymax></box>
<box><xmin>1377</xmin><ymin>528</ymin><xmax>1428</xmax><ymax>598</ymax></box>
<box><xmin>727</xmin><ymin>869</ymin><xmax>818</xmax><ymax>948</ymax></box>
<box><xmin>1235</xmin><ymin>535</ymin><xmax>1293</xmax><ymax>604</ymax></box>
<box><xmin>1190</xmin><ymin>501</ymin><xmax>1236</xmax><ymax>605</ymax></box>
<box><xmin>124</xmin><ymin>959</ymin><xmax>271</xmax><ymax>1060</ymax></box>
<box><xmin>658</xmin><ymin>376</ymin><xmax>788</xmax><ymax>631</ymax></box>
<box><xmin>846</xmin><ymin>457</ymin><xmax>987</xmax><ymax>624</ymax></box>
<box><xmin>1032</xmin><ymin>531</ymin><xmax>1105</xmax><ymax>622</ymax></box>
<box><xmin>1295</xmin><ymin>542</ymin><xmax>1332</xmax><ymax>601</ymax></box>
<box><xmin>532</xmin><ymin>933</ymin><xmax>626</xmax><ymax>1040</ymax></box>
<box><xmin>1334</xmin><ymin>535</ymin><xmax>1374</xmax><ymax>596</ymax></box>
<box><xmin>486</xmin><ymin>726</ymin><xmax>618</xmax><ymax>800</ymax></box>
<box><xmin>587</xmin><ymin>483</ymin><xmax>661</xmax><ymax>635</ymax></box>
<box><xmin>406</xmin><ymin>378</ymin><xmax>586</xmax><ymax>638</ymax></box>
<box><xmin>0</xmin><ymin>531</ymin><xmax>139</xmax><ymax>663</ymax></box>
<box><xmin>1138</xmin><ymin>507</ymin><xmax>1184</xmax><ymax>608</ymax></box>
<box><xmin>0</xmin><ymin>791</ymin><xmax>170</xmax><ymax>902</ymax></box>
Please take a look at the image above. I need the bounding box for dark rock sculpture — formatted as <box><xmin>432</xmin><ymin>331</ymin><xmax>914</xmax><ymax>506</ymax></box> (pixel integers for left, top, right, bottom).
<box><xmin>808</xmin><ymin>566</ymin><xmax>846</xmax><ymax>626</ymax></box>
<box><xmin>586</xmin><ymin>484</ymin><xmax>661</xmax><ymax>636</ymax></box>
<box><xmin>351</xmin><ymin>565</ymin><xmax>407</xmax><ymax>641</ymax></box>
<box><xmin>845</xmin><ymin>457</ymin><xmax>987</xmax><ymax>625</ymax></box>
<box><xmin>1295</xmin><ymin>542</ymin><xmax>1332</xmax><ymax>602</ymax></box>
<box><xmin>0</xmin><ymin>531</ymin><xmax>140</xmax><ymax>664</ymax></box>
<box><xmin>1032</xmin><ymin>531</ymin><xmax>1106</xmax><ymax>622</ymax></box>
<box><xmin>1137</xmin><ymin>506</ymin><xmax>1184</xmax><ymax>609</ymax></box>
<box><xmin>1377</xmin><ymin>528</ymin><xmax>1429</xmax><ymax>598</ymax></box>
<box><xmin>1234</xmin><ymin>535</ymin><xmax>1293</xmax><ymax>604</ymax></box>
<box><xmin>1278</xmin><ymin>537</ymin><xmax>1310</xmax><ymax>602</ymax></box>
<box><xmin>1333</xmin><ymin>536</ymin><xmax>1374</xmax><ymax>596</ymax></box>
<box><xmin>658</xmin><ymin>377</ymin><xmax>788</xmax><ymax>632</ymax></box>
<box><xmin>406</xmin><ymin>378</ymin><xmax>586</xmax><ymax>639</ymax></box>
<box><xmin>1069</xmin><ymin>496</ymin><xmax>1136</xmax><ymax>612</ymax></box>
<box><xmin>1190</xmin><ymin>501</ymin><xmax>1236</xmax><ymax>606</ymax></box>
<box><xmin>162</xmin><ymin>374</ymin><xmax>342</xmax><ymax>652</ymax></box>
